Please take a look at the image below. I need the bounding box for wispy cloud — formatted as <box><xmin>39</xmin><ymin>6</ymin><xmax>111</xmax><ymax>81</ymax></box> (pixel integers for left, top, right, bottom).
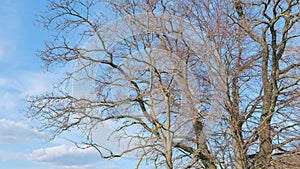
<box><xmin>0</xmin><ymin>70</ymin><xmax>61</xmax><ymax>97</ymax></box>
<box><xmin>49</xmin><ymin>165</ymin><xmax>94</xmax><ymax>169</ymax></box>
<box><xmin>0</xmin><ymin>70</ymin><xmax>61</xmax><ymax>116</ymax></box>
<box><xmin>0</xmin><ymin>118</ymin><xmax>43</xmax><ymax>144</ymax></box>
<box><xmin>101</xmin><ymin>164</ymin><xmax>121</xmax><ymax>169</ymax></box>
<box><xmin>14</xmin><ymin>71</ymin><xmax>59</xmax><ymax>97</ymax></box>
<box><xmin>0</xmin><ymin>149</ymin><xmax>25</xmax><ymax>162</ymax></box>
<box><xmin>0</xmin><ymin>77</ymin><xmax>18</xmax><ymax>112</ymax></box>
<box><xmin>0</xmin><ymin>47</ymin><xmax>4</xmax><ymax>61</ymax></box>
<box><xmin>0</xmin><ymin>92</ymin><xmax>17</xmax><ymax>111</ymax></box>
<box><xmin>0</xmin><ymin>77</ymin><xmax>6</xmax><ymax>86</ymax></box>
<box><xmin>28</xmin><ymin>145</ymin><xmax>99</xmax><ymax>167</ymax></box>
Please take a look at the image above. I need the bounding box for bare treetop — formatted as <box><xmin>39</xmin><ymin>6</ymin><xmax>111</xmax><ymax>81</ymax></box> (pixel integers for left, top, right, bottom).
<box><xmin>28</xmin><ymin>1</ymin><xmax>300</xmax><ymax>169</ymax></box>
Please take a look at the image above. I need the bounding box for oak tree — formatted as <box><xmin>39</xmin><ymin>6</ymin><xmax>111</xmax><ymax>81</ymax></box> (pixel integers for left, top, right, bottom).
<box><xmin>28</xmin><ymin>0</ymin><xmax>300</xmax><ymax>168</ymax></box>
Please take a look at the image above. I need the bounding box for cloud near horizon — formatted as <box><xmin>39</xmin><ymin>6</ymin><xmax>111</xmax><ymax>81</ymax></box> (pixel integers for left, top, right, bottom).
<box><xmin>0</xmin><ymin>118</ymin><xmax>43</xmax><ymax>144</ymax></box>
<box><xmin>28</xmin><ymin>144</ymin><xmax>100</xmax><ymax>167</ymax></box>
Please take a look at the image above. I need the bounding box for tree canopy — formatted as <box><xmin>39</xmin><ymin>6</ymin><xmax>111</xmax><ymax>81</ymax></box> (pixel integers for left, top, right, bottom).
<box><xmin>28</xmin><ymin>0</ymin><xmax>300</xmax><ymax>168</ymax></box>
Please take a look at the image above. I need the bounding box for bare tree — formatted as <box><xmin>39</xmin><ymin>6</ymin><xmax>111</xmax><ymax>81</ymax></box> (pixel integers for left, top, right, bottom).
<box><xmin>28</xmin><ymin>0</ymin><xmax>300</xmax><ymax>169</ymax></box>
<box><xmin>230</xmin><ymin>1</ymin><xmax>300</xmax><ymax>168</ymax></box>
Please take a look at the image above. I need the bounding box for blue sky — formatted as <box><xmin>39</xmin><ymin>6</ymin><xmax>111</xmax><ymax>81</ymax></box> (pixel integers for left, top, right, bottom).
<box><xmin>0</xmin><ymin>1</ymin><xmax>138</xmax><ymax>169</ymax></box>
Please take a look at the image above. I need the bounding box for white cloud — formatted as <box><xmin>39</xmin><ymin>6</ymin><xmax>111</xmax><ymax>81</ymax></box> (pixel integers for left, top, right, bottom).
<box><xmin>0</xmin><ymin>92</ymin><xmax>17</xmax><ymax>110</ymax></box>
<box><xmin>49</xmin><ymin>165</ymin><xmax>94</xmax><ymax>169</ymax></box>
<box><xmin>0</xmin><ymin>149</ymin><xmax>25</xmax><ymax>162</ymax></box>
<box><xmin>0</xmin><ymin>77</ymin><xmax>19</xmax><ymax>112</ymax></box>
<box><xmin>0</xmin><ymin>72</ymin><xmax>54</xmax><ymax>112</ymax></box>
<box><xmin>0</xmin><ymin>118</ymin><xmax>43</xmax><ymax>144</ymax></box>
<box><xmin>101</xmin><ymin>164</ymin><xmax>120</xmax><ymax>169</ymax></box>
<box><xmin>14</xmin><ymin>71</ymin><xmax>58</xmax><ymax>97</ymax></box>
<box><xmin>0</xmin><ymin>77</ymin><xmax>6</xmax><ymax>86</ymax></box>
<box><xmin>12</xmin><ymin>65</ymin><xmax>73</xmax><ymax>96</ymax></box>
<box><xmin>28</xmin><ymin>145</ymin><xmax>99</xmax><ymax>166</ymax></box>
<box><xmin>0</xmin><ymin>71</ymin><xmax>61</xmax><ymax>113</ymax></box>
